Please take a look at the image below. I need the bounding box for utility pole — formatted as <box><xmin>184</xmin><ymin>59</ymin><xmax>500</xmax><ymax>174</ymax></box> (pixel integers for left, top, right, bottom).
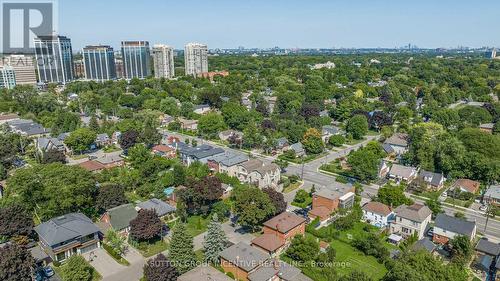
<box><xmin>301</xmin><ymin>155</ymin><xmax>305</xmax><ymax>179</ymax></box>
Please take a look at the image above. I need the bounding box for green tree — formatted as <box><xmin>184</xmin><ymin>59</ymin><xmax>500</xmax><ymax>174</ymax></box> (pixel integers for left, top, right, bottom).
<box><xmin>233</xmin><ymin>186</ymin><xmax>275</xmax><ymax>231</ymax></box>
<box><xmin>89</xmin><ymin>115</ymin><xmax>100</xmax><ymax>132</ymax></box>
<box><xmin>203</xmin><ymin>214</ymin><xmax>228</xmax><ymax>264</ymax></box>
<box><xmin>425</xmin><ymin>198</ymin><xmax>443</xmax><ymax>218</ymax></box>
<box><xmin>60</xmin><ymin>255</ymin><xmax>93</xmax><ymax>281</ymax></box>
<box><xmin>302</xmin><ymin>128</ymin><xmax>324</xmax><ymax>154</ymax></box>
<box><xmin>340</xmin><ymin>271</ymin><xmax>372</xmax><ymax>281</ymax></box>
<box><xmin>0</xmin><ymin>243</ymin><xmax>35</xmax><ymax>281</ymax></box>
<box><xmin>243</xmin><ymin>122</ymin><xmax>263</xmax><ymax>149</ymax></box>
<box><xmin>286</xmin><ymin>235</ymin><xmax>320</xmax><ymax>262</ymax></box>
<box><xmin>198</xmin><ymin>113</ymin><xmax>227</xmax><ymax>139</ymax></box>
<box><xmin>169</xmin><ymin>223</ymin><xmax>196</xmax><ymax>274</ymax></box>
<box><xmin>128</xmin><ymin>144</ymin><xmax>153</xmax><ymax>169</ymax></box>
<box><xmin>376</xmin><ymin>183</ymin><xmax>413</xmax><ymax>208</ymax></box>
<box><xmin>449</xmin><ymin>235</ymin><xmax>473</xmax><ymax>265</ymax></box>
<box><xmin>328</xmin><ymin>135</ymin><xmax>345</xmax><ymax>147</ymax></box>
<box><xmin>105</xmin><ymin>229</ymin><xmax>127</xmax><ymax>256</ymax></box>
<box><xmin>64</xmin><ymin>128</ymin><xmax>97</xmax><ymax>153</ymax></box>
<box><xmin>346</xmin><ymin>115</ymin><xmax>368</xmax><ymax>139</ymax></box>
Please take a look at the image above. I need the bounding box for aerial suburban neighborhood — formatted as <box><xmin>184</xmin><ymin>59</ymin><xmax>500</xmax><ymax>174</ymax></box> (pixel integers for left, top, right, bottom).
<box><xmin>0</xmin><ymin>1</ymin><xmax>500</xmax><ymax>281</ymax></box>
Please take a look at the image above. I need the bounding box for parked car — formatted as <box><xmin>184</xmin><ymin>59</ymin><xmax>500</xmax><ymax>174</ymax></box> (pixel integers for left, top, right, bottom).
<box><xmin>426</xmin><ymin>227</ymin><xmax>434</xmax><ymax>237</ymax></box>
<box><xmin>479</xmin><ymin>204</ymin><xmax>488</xmax><ymax>212</ymax></box>
<box><xmin>441</xmin><ymin>192</ymin><xmax>447</xmax><ymax>198</ymax></box>
<box><xmin>44</xmin><ymin>266</ymin><xmax>55</xmax><ymax>277</ymax></box>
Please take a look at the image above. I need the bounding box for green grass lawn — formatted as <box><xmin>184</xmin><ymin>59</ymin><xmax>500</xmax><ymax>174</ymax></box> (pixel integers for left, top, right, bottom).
<box><xmin>124</xmin><ymin>191</ymin><xmax>146</xmax><ymax>204</ymax></box>
<box><xmin>291</xmin><ymin>196</ymin><xmax>312</xmax><ymax>209</ymax></box>
<box><xmin>185</xmin><ymin>215</ymin><xmax>210</xmax><ymax>237</ymax></box>
<box><xmin>132</xmin><ymin>239</ymin><xmax>169</xmax><ymax>258</ymax></box>
<box><xmin>283</xmin><ymin>181</ymin><xmax>302</xmax><ymax>193</ymax></box>
<box><xmin>331</xmin><ymin>239</ymin><xmax>388</xmax><ymax>280</ymax></box>
<box><xmin>345</xmin><ymin>137</ymin><xmax>366</xmax><ymax>145</ymax></box>
<box><xmin>445</xmin><ymin>197</ymin><xmax>473</xmax><ymax>208</ymax></box>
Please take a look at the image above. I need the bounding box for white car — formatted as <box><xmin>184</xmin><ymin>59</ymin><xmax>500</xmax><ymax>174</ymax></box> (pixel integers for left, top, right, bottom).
<box><xmin>479</xmin><ymin>204</ymin><xmax>488</xmax><ymax>212</ymax></box>
<box><xmin>441</xmin><ymin>192</ymin><xmax>447</xmax><ymax>198</ymax></box>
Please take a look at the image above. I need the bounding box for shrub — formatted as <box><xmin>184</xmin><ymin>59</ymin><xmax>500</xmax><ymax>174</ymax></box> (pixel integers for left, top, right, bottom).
<box><xmin>328</xmin><ymin>135</ymin><xmax>345</xmax><ymax>147</ymax></box>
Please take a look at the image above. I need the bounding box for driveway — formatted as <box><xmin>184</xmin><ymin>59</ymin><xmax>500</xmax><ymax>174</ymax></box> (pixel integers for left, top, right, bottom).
<box><xmin>193</xmin><ymin>221</ymin><xmax>256</xmax><ymax>251</ymax></box>
<box><xmin>84</xmin><ymin>248</ymin><xmax>126</xmax><ymax>278</ymax></box>
<box><xmin>102</xmin><ymin>246</ymin><xmax>146</xmax><ymax>281</ymax></box>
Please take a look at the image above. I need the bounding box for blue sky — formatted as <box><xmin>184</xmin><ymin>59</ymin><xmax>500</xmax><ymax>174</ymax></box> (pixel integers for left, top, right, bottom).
<box><xmin>59</xmin><ymin>0</ymin><xmax>500</xmax><ymax>50</ymax></box>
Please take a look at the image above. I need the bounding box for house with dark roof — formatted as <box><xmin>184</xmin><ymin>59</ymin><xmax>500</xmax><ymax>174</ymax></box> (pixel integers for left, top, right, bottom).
<box><xmin>219</xmin><ymin>242</ymin><xmax>269</xmax><ymax>281</ymax></box>
<box><xmin>247</xmin><ymin>260</ymin><xmax>312</xmax><ymax>281</ymax></box>
<box><xmin>193</xmin><ymin>104</ymin><xmax>211</xmax><ymax>115</ymax></box>
<box><xmin>433</xmin><ymin>213</ymin><xmax>476</xmax><ymax>244</ymax></box>
<box><xmin>475</xmin><ymin>238</ymin><xmax>500</xmax><ymax>257</ymax></box>
<box><xmin>178</xmin><ymin>265</ymin><xmax>233</xmax><ymax>281</ymax></box>
<box><xmin>36</xmin><ymin>137</ymin><xmax>67</xmax><ymax>156</ymax></box>
<box><xmin>474</xmin><ymin>238</ymin><xmax>500</xmax><ymax>276</ymax></box>
<box><xmin>412</xmin><ymin>238</ymin><xmax>436</xmax><ymax>254</ymax></box>
<box><xmin>178</xmin><ymin>144</ymin><xmax>225</xmax><ymax>166</ymax></box>
<box><xmin>34</xmin><ymin>213</ymin><xmax>101</xmax><ymax>262</ymax></box>
<box><xmin>137</xmin><ymin>198</ymin><xmax>176</xmax><ymax>217</ymax></box>
<box><xmin>391</xmin><ymin>204</ymin><xmax>432</xmax><ymax>239</ymax></box>
<box><xmin>7</xmin><ymin>119</ymin><xmax>50</xmax><ymax>137</ymax></box>
<box><xmin>98</xmin><ymin>204</ymin><xmax>138</xmax><ymax>235</ymax></box>
<box><xmin>236</xmin><ymin>159</ymin><xmax>280</xmax><ymax>189</ymax></box>
<box><xmin>416</xmin><ymin>170</ymin><xmax>446</xmax><ymax>191</ymax></box>
<box><xmin>95</xmin><ymin>133</ymin><xmax>110</xmax><ymax>147</ymax></box>
<box><xmin>251</xmin><ymin>212</ymin><xmax>306</xmax><ymax>256</ymax></box>
<box><xmin>484</xmin><ymin>185</ymin><xmax>500</xmax><ymax>207</ymax></box>
<box><xmin>383</xmin><ymin>133</ymin><xmax>409</xmax><ymax>155</ymax></box>
<box><xmin>321</xmin><ymin>125</ymin><xmax>342</xmax><ymax>142</ymax></box>
<box><xmin>275</xmin><ymin>137</ymin><xmax>289</xmax><ymax>152</ymax></box>
<box><xmin>309</xmin><ymin>184</ymin><xmax>355</xmax><ymax>223</ymax></box>
<box><xmin>362</xmin><ymin>201</ymin><xmax>393</xmax><ymax>228</ymax></box>
<box><xmin>289</xmin><ymin>142</ymin><xmax>305</xmax><ymax>157</ymax></box>
<box><xmin>207</xmin><ymin>151</ymin><xmax>248</xmax><ymax>177</ymax></box>
<box><xmin>452</xmin><ymin>179</ymin><xmax>481</xmax><ymax>194</ymax></box>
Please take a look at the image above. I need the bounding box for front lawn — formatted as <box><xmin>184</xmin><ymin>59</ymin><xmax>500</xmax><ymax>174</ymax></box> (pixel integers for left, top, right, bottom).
<box><xmin>185</xmin><ymin>215</ymin><xmax>210</xmax><ymax>237</ymax></box>
<box><xmin>283</xmin><ymin>181</ymin><xmax>303</xmax><ymax>193</ymax></box>
<box><xmin>278</xmin><ymin>152</ymin><xmax>327</xmax><ymax>164</ymax></box>
<box><xmin>130</xmin><ymin>239</ymin><xmax>169</xmax><ymax>258</ymax></box>
<box><xmin>445</xmin><ymin>197</ymin><xmax>473</xmax><ymax>208</ymax></box>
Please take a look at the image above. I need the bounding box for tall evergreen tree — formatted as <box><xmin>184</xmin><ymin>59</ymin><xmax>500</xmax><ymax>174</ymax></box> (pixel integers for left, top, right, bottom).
<box><xmin>169</xmin><ymin>223</ymin><xmax>196</xmax><ymax>274</ymax></box>
<box><xmin>203</xmin><ymin>214</ymin><xmax>228</xmax><ymax>264</ymax></box>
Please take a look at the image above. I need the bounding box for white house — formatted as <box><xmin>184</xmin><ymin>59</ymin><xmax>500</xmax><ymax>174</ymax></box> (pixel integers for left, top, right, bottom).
<box><xmin>388</xmin><ymin>164</ymin><xmax>418</xmax><ymax>183</ymax></box>
<box><xmin>391</xmin><ymin>203</ymin><xmax>432</xmax><ymax>239</ymax></box>
<box><xmin>383</xmin><ymin>133</ymin><xmax>409</xmax><ymax>155</ymax></box>
<box><xmin>236</xmin><ymin>159</ymin><xmax>281</xmax><ymax>189</ymax></box>
<box><xmin>362</xmin><ymin>201</ymin><xmax>393</xmax><ymax>228</ymax></box>
<box><xmin>193</xmin><ymin>104</ymin><xmax>211</xmax><ymax>115</ymax></box>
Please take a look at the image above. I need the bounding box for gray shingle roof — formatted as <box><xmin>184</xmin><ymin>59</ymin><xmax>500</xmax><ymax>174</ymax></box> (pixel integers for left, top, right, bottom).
<box><xmin>219</xmin><ymin>242</ymin><xmax>269</xmax><ymax>272</ymax></box>
<box><xmin>419</xmin><ymin>170</ymin><xmax>444</xmax><ymax>187</ymax></box>
<box><xmin>34</xmin><ymin>213</ymin><xmax>100</xmax><ymax>247</ymax></box>
<box><xmin>384</xmin><ymin>133</ymin><xmax>409</xmax><ymax>147</ymax></box>
<box><xmin>178</xmin><ymin>265</ymin><xmax>233</xmax><ymax>281</ymax></box>
<box><xmin>389</xmin><ymin>164</ymin><xmax>417</xmax><ymax>179</ymax></box>
<box><xmin>382</xmin><ymin>143</ymin><xmax>395</xmax><ymax>154</ymax></box>
<box><xmin>394</xmin><ymin>204</ymin><xmax>432</xmax><ymax>223</ymax></box>
<box><xmin>8</xmin><ymin>119</ymin><xmax>49</xmax><ymax>136</ymax></box>
<box><xmin>248</xmin><ymin>260</ymin><xmax>304</xmax><ymax>281</ymax></box>
<box><xmin>475</xmin><ymin>238</ymin><xmax>500</xmax><ymax>256</ymax></box>
<box><xmin>179</xmin><ymin>144</ymin><xmax>225</xmax><ymax>160</ymax></box>
<box><xmin>289</xmin><ymin>142</ymin><xmax>304</xmax><ymax>154</ymax></box>
<box><xmin>106</xmin><ymin>204</ymin><xmax>138</xmax><ymax>231</ymax></box>
<box><xmin>37</xmin><ymin>137</ymin><xmax>64</xmax><ymax>151</ymax></box>
<box><xmin>137</xmin><ymin>198</ymin><xmax>176</xmax><ymax>217</ymax></box>
<box><xmin>412</xmin><ymin>238</ymin><xmax>436</xmax><ymax>253</ymax></box>
<box><xmin>434</xmin><ymin>213</ymin><xmax>476</xmax><ymax>237</ymax></box>
<box><xmin>322</xmin><ymin>125</ymin><xmax>340</xmax><ymax>135</ymax></box>
<box><xmin>208</xmin><ymin>151</ymin><xmax>248</xmax><ymax>167</ymax></box>
<box><xmin>485</xmin><ymin>185</ymin><xmax>500</xmax><ymax>200</ymax></box>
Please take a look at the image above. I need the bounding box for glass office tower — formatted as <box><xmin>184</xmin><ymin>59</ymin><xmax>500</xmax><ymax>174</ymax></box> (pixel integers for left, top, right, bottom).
<box><xmin>121</xmin><ymin>41</ymin><xmax>151</xmax><ymax>79</ymax></box>
<box><xmin>34</xmin><ymin>35</ymin><xmax>74</xmax><ymax>84</ymax></box>
<box><xmin>83</xmin><ymin>45</ymin><xmax>117</xmax><ymax>81</ymax></box>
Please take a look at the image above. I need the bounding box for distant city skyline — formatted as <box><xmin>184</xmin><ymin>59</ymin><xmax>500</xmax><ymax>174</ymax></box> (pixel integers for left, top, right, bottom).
<box><xmin>59</xmin><ymin>0</ymin><xmax>499</xmax><ymax>50</ymax></box>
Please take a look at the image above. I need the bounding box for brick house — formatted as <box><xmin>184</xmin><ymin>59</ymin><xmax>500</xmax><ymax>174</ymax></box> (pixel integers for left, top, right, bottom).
<box><xmin>309</xmin><ymin>185</ymin><xmax>355</xmax><ymax>222</ymax></box>
<box><xmin>433</xmin><ymin>213</ymin><xmax>476</xmax><ymax>244</ymax></box>
<box><xmin>251</xmin><ymin>212</ymin><xmax>306</xmax><ymax>256</ymax></box>
<box><xmin>219</xmin><ymin>242</ymin><xmax>269</xmax><ymax>281</ymax></box>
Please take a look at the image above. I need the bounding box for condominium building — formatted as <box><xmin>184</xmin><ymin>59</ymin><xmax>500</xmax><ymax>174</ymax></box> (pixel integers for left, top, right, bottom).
<box><xmin>83</xmin><ymin>45</ymin><xmax>117</xmax><ymax>81</ymax></box>
<box><xmin>152</xmin><ymin>44</ymin><xmax>175</xmax><ymax>79</ymax></box>
<box><xmin>0</xmin><ymin>66</ymin><xmax>16</xmax><ymax>89</ymax></box>
<box><xmin>0</xmin><ymin>55</ymin><xmax>37</xmax><ymax>85</ymax></box>
<box><xmin>73</xmin><ymin>59</ymin><xmax>85</xmax><ymax>79</ymax></box>
<box><xmin>184</xmin><ymin>43</ymin><xmax>208</xmax><ymax>76</ymax></box>
<box><xmin>121</xmin><ymin>41</ymin><xmax>151</xmax><ymax>79</ymax></box>
<box><xmin>34</xmin><ymin>35</ymin><xmax>74</xmax><ymax>84</ymax></box>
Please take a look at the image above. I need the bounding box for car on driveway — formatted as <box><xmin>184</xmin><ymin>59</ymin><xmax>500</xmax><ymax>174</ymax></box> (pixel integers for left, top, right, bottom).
<box><xmin>44</xmin><ymin>267</ymin><xmax>55</xmax><ymax>278</ymax></box>
<box><xmin>426</xmin><ymin>227</ymin><xmax>434</xmax><ymax>237</ymax></box>
<box><xmin>479</xmin><ymin>204</ymin><xmax>488</xmax><ymax>212</ymax></box>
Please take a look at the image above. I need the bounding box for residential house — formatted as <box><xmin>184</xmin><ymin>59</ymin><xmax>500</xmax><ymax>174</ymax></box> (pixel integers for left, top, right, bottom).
<box><xmin>7</xmin><ymin>119</ymin><xmax>49</xmax><ymax>137</ymax></box>
<box><xmin>416</xmin><ymin>170</ymin><xmax>446</xmax><ymax>190</ymax></box>
<box><xmin>251</xmin><ymin>212</ymin><xmax>306</xmax><ymax>256</ymax></box>
<box><xmin>95</xmin><ymin>154</ymin><xmax>124</xmax><ymax>169</ymax></box>
<box><xmin>288</xmin><ymin>142</ymin><xmax>305</xmax><ymax>157</ymax></box>
<box><xmin>263</xmin><ymin>96</ymin><xmax>277</xmax><ymax>114</ymax></box>
<box><xmin>219</xmin><ymin>242</ymin><xmax>269</xmax><ymax>281</ymax></box>
<box><xmin>152</xmin><ymin>144</ymin><xmax>176</xmax><ymax>158</ymax></box>
<box><xmin>178</xmin><ymin>144</ymin><xmax>225</xmax><ymax>166</ymax></box>
<box><xmin>36</xmin><ymin>137</ymin><xmax>66</xmax><ymax>155</ymax></box>
<box><xmin>178</xmin><ymin>118</ymin><xmax>198</xmax><ymax>131</ymax></box>
<box><xmin>452</xmin><ymin>179</ymin><xmax>481</xmax><ymax>194</ymax></box>
<box><xmin>378</xmin><ymin>160</ymin><xmax>390</xmax><ymax>178</ymax></box>
<box><xmin>474</xmin><ymin>238</ymin><xmax>500</xmax><ymax>276</ymax></box>
<box><xmin>34</xmin><ymin>213</ymin><xmax>101</xmax><ymax>262</ymax></box>
<box><xmin>475</xmin><ymin>238</ymin><xmax>500</xmax><ymax>259</ymax></box>
<box><xmin>275</xmin><ymin>137</ymin><xmax>289</xmax><ymax>153</ymax></box>
<box><xmin>0</xmin><ymin>113</ymin><xmax>19</xmax><ymax>125</ymax></box>
<box><xmin>321</xmin><ymin>125</ymin><xmax>341</xmax><ymax>142</ymax></box>
<box><xmin>433</xmin><ymin>213</ymin><xmax>476</xmax><ymax>244</ymax></box>
<box><xmin>362</xmin><ymin>201</ymin><xmax>393</xmax><ymax>228</ymax></box>
<box><xmin>319</xmin><ymin>110</ymin><xmax>329</xmax><ymax>118</ymax></box>
<box><xmin>391</xmin><ymin>204</ymin><xmax>432</xmax><ymax>239</ymax></box>
<box><xmin>78</xmin><ymin>160</ymin><xmax>106</xmax><ymax>172</ymax></box>
<box><xmin>221</xmin><ymin>183</ymin><xmax>233</xmax><ymax>199</ymax></box>
<box><xmin>137</xmin><ymin>198</ymin><xmax>176</xmax><ymax>218</ymax></box>
<box><xmin>111</xmin><ymin>131</ymin><xmax>121</xmax><ymax>145</ymax></box>
<box><xmin>479</xmin><ymin>123</ymin><xmax>494</xmax><ymax>134</ymax></box>
<box><xmin>219</xmin><ymin>129</ymin><xmax>243</xmax><ymax>142</ymax></box>
<box><xmin>207</xmin><ymin>151</ymin><xmax>248</xmax><ymax>177</ymax></box>
<box><xmin>160</xmin><ymin>114</ymin><xmax>175</xmax><ymax>126</ymax></box>
<box><xmin>98</xmin><ymin>204</ymin><xmax>138</xmax><ymax>235</ymax></box>
<box><xmin>95</xmin><ymin>133</ymin><xmax>110</xmax><ymax>147</ymax></box>
<box><xmin>387</xmin><ymin>164</ymin><xmax>418</xmax><ymax>184</ymax></box>
<box><xmin>309</xmin><ymin>184</ymin><xmax>355</xmax><ymax>223</ymax></box>
<box><xmin>484</xmin><ymin>185</ymin><xmax>500</xmax><ymax>207</ymax></box>
<box><xmin>383</xmin><ymin>133</ymin><xmax>409</xmax><ymax>155</ymax></box>
<box><xmin>178</xmin><ymin>265</ymin><xmax>233</xmax><ymax>281</ymax></box>
<box><xmin>236</xmin><ymin>159</ymin><xmax>280</xmax><ymax>189</ymax></box>
<box><xmin>193</xmin><ymin>104</ymin><xmax>211</xmax><ymax>115</ymax></box>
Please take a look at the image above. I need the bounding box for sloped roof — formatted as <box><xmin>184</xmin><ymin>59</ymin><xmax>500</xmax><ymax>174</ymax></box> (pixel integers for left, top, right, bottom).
<box><xmin>178</xmin><ymin>265</ymin><xmax>233</xmax><ymax>281</ymax></box>
<box><xmin>263</xmin><ymin>212</ymin><xmax>306</xmax><ymax>233</ymax></box>
<box><xmin>412</xmin><ymin>238</ymin><xmax>436</xmax><ymax>253</ymax></box>
<box><xmin>35</xmin><ymin>213</ymin><xmax>100</xmax><ymax>247</ymax></box>
<box><xmin>419</xmin><ymin>170</ymin><xmax>444</xmax><ymax>187</ymax></box>
<box><xmin>362</xmin><ymin>201</ymin><xmax>392</xmax><ymax>216</ymax></box>
<box><xmin>475</xmin><ymin>238</ymin><xmax>500</xmax><ymax>256</ymax></box>
<box><xmin>389</xmin><ymin>164</ymin><xmax>417</xmax><ymax>179</ymax></box>
<box><xmin>384</xmin><ymin>133</ymin><xmax>409</xmax><ymax>147</ymax></box>
<box><xmin>106</xmin><ymin>204</ymin><xmax>138</xmax><ymax>231</ymax></box>
<box><xmin>251</xmin><ymin>234</ymin><xmax>284</xmax><ymax>252</ymax></box>
<box><xmin>137</xmin><ymin>198</ymin><xmax>176</xmax><ymax>217</ymax></box>
<box><xmin>485</xmin><ymin>185</ymin><xmax>500</xmax><ymax>200</ymax></box>
<box><xmin>453</xmin><ymin>179</ymin><xmax>480</xmax><ymax>193</ymax></box>
<box><xmin>78</xmin><ymin>160</ymin><xmax>105</xmax><ymax>172</ymax></box>
<box><xmin>435</xmin><ymin>213</ymin><xmax>476</xmax><ymax>237</ymax></box>
<box><xmin>394</xmin><ymin>204</ymin><xmax>432</xmax><ymax>223</ymax></box>
<box><xmin>219</xmin><ymin>242</ymin><xmax>269</xmax><ymax>272</ymax></box>
<box><xmin>248</xmin><ymin>260</ymin><xmax>306</xmax><ymax>281</ymax></box>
